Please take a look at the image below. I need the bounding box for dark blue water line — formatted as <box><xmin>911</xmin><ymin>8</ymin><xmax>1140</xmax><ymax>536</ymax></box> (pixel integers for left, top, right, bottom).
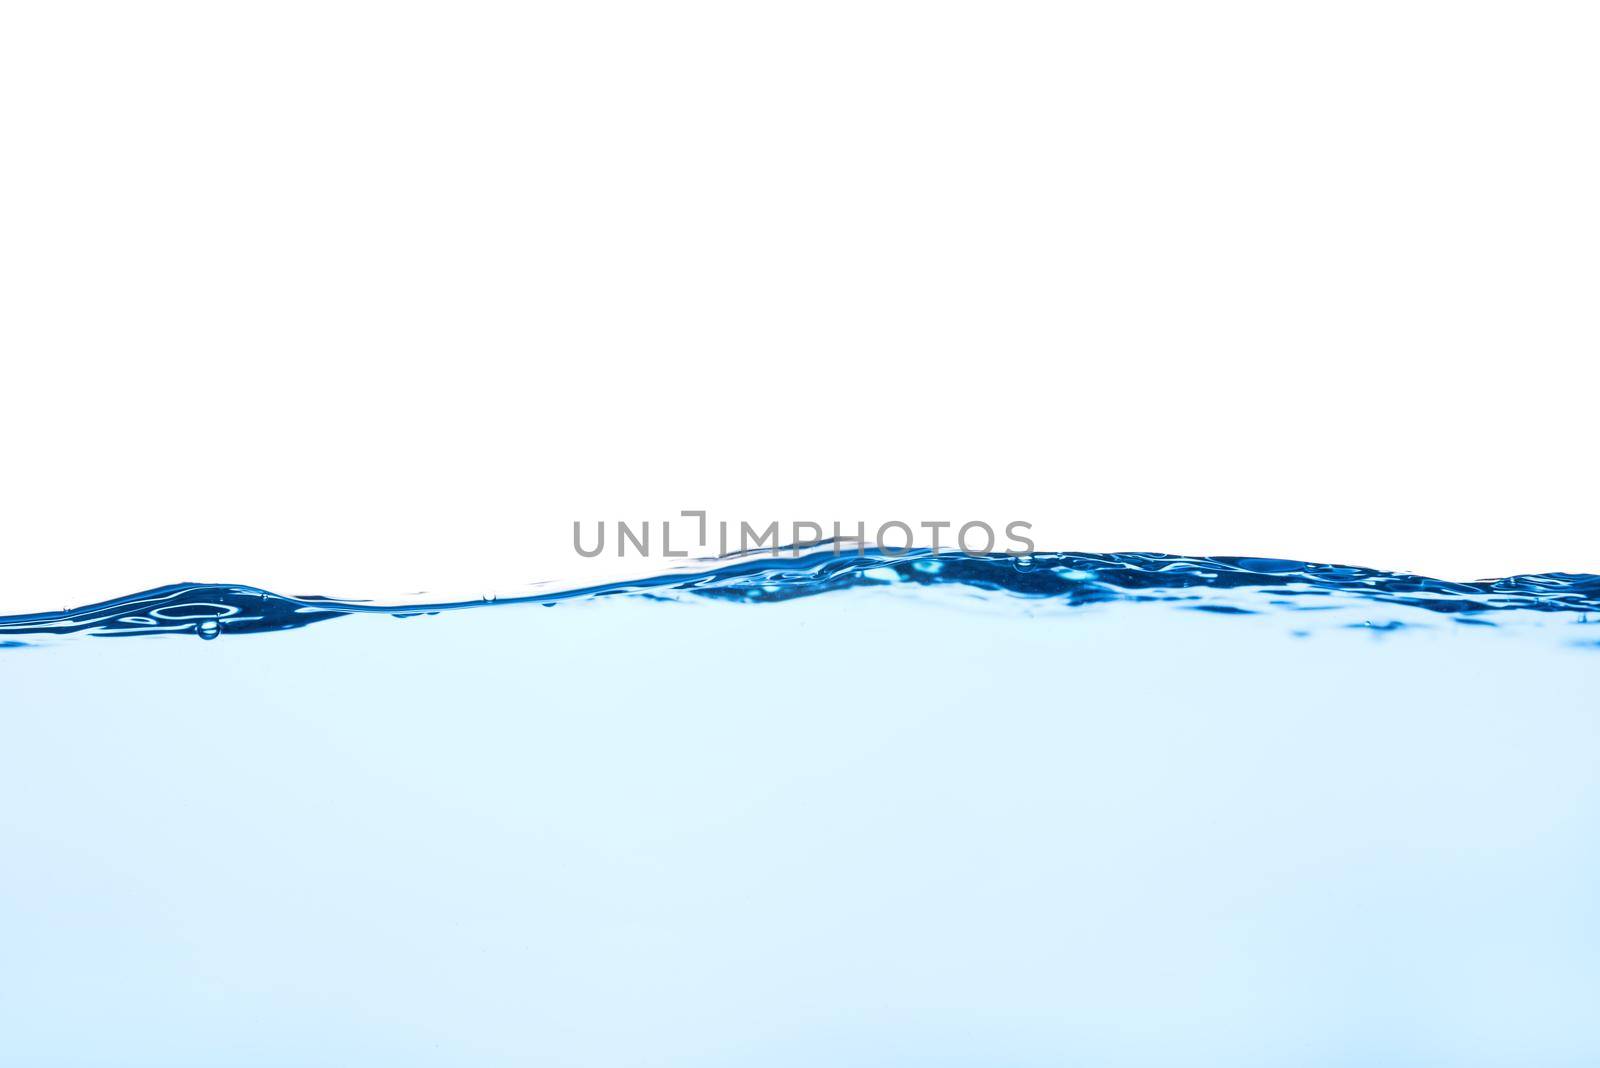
<box><xmin>3</xmin><ymin>549</ymin><xmax>1598</xmax><ymax>645</ymax></box>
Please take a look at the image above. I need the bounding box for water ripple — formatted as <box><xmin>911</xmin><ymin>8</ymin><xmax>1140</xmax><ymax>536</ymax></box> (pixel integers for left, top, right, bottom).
<box><xmin>2</xmin><ymin>549</ymin><xmax>1597</xmax><ymax>645</ymax></box>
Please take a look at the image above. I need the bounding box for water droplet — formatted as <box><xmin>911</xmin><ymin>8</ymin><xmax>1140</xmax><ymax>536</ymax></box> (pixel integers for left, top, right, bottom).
<box><xmin>1012</xmin><ymin>555</ymin><xmax>1035</xmax><ymax>571</ymax></box>
<box><xmin>197</xmin><ymin>620</ymin><xmax>220</xmax><ymax>640</ymax></box>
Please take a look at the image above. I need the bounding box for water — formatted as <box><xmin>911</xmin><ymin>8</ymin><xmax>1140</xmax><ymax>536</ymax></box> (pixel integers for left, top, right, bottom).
<box><xmin>2</xmin><ymin>551</ymin><xmax>1598</xmax><ymax>1065</ymax></box>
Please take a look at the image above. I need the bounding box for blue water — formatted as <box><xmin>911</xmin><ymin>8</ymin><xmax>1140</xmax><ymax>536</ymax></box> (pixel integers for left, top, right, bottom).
<box><xmin>3</xmin><ymin>551</ymin><xmax>1598</xmax><ymax>1065</ymax></box>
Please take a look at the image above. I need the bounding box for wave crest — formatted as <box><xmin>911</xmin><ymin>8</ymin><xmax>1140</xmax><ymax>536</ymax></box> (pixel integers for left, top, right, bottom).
<box><xmin>3</xmin><ymin>550</ymin><xmax>1597</xmax><ymax>645</ymax></box>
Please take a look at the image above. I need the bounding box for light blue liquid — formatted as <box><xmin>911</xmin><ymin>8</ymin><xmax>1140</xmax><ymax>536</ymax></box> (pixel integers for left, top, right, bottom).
<box><xmin>2</xmin><ymin>554</ymin><xmax>1598</xmax><ymax>1065</ymax></box>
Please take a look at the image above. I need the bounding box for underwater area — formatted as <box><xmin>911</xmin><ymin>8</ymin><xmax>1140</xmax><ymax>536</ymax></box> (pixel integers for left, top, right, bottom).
<box><xmin>2</xmin><ymin>551</ymin><xmax>1598</xmax><ymax>1066</ymax></box>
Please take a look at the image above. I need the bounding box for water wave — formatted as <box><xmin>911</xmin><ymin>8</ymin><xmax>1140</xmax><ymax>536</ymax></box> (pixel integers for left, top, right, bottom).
<box><xmin>3</xmin><ymin>549</ymin><xmax>1598</xmax><ymax>647</ymax></box>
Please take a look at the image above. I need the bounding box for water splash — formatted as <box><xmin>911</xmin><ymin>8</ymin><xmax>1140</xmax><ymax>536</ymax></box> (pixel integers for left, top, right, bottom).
<box><xmin>3</xmin><ymin>549</ymin><xmax>1597</xmax><ymax>646</ymax></box>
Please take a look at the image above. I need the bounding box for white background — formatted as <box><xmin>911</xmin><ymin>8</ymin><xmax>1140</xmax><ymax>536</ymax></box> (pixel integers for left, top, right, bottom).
<box><xmin>3</xmin><ymin>2</ymin><xmax>1597</xmax><ymax>614</ymax></box>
